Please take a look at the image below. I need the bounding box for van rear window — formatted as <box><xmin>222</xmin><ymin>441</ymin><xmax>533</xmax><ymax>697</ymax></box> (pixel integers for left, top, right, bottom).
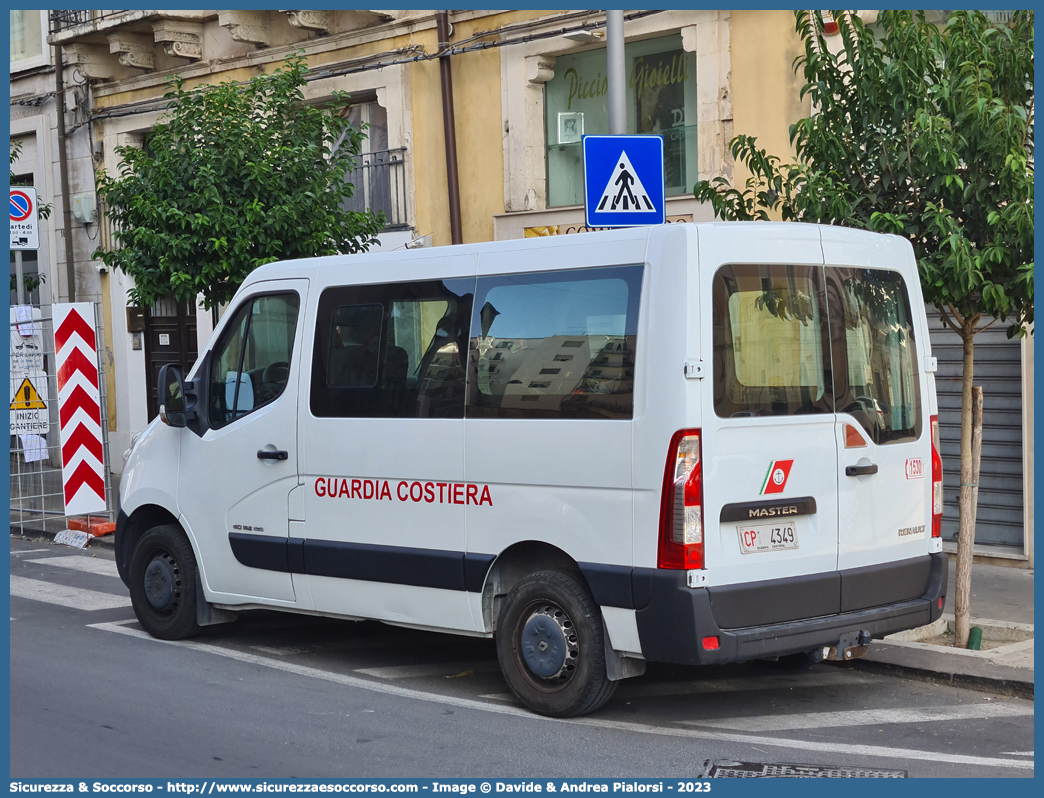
<box><xmin>713</xmin><ymin>264</ymin><xmax>832</xmax><ymax>418</ymax></box>
<box><xmin>713</xmin><ymin>263</ymin><xmax>922</xmax><ymax>441</ymax></box>
<box><xmin>829</xmin><ymin>268</ymin><xmax>921</xmax><ymax>444</ymax></box>
<box><xmin>467</xmin><ymin>265</ymin><xmax>643</xmax><ymax>420</ymax></box>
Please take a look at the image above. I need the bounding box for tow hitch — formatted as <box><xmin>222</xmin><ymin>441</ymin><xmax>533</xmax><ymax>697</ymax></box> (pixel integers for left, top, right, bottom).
<box><xmin>823</xmin><ymin>629</ymin><xmax>872</xmax><ymax>661</ymax></box>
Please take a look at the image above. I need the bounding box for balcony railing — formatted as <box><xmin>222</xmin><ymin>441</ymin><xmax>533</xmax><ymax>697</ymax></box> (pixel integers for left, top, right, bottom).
<box><xmin>342</xmin><ymin>147</ymin><xmax>410</xmax><ymax>231</ymax></box>
<box><xmin>49</xmin><ymin>10</ymin><xmax>132</xmax><ymax>35</ymax></box>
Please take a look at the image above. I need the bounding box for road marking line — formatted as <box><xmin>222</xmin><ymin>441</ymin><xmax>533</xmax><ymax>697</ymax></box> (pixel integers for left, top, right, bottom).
<box><xmin>479</xmin><ymin>670</ymin><xmax>876</xmax><ymax>704</ymax></box>
<box><xmin>622</xmin><ymin>671</ymin><xmax>875</xmax><ymax>699</ymax></box>
<box><xmin>25</xmin><ymin>555</ymin><xmax>121</xmax><ymax>579</ymax></box>
<box><xmin>1001</xmin><ymin>751</ymin><xmax>1034</xmax><ymax>756</ymax></box>
<box><xmin>85</xmin><ymin>620</ymin><xmax>1034</xmax><ymax>771</ymax></box>
<box><xmin>10</xmin><ymin>575</ymin><xmax>131</xmax><ymax>611</ymax></box>
<box><xmin>355</xmin><ymin>661</ymin><xmax>500</xmax><ymax>679</ymax></box>
<box><xmin>680</xmin><ymin>702</ymin><xmax>1034</xmax><ymax>732</ymax></box>
<box><xmin>251</xmin><ymin>645</ymin><xmax>309</xmax><ymax>657</ymax></box>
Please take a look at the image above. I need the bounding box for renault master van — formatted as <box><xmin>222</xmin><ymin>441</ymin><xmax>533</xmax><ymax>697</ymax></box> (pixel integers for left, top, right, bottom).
<box><xmin>117</xmin><ymin>222</ymin><xmax>946</xmax><ymax>718</ymax></box>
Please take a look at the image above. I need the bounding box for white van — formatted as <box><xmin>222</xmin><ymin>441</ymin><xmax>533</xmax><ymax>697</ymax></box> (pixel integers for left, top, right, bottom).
<box><xmin>117</xmin><ymin>222</ymin><xmax>947</xmax><ymax>717</ymax></box>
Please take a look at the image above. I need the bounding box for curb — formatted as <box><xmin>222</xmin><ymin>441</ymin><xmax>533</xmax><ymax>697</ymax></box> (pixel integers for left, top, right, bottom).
<box><xmin>832</xmin><ymin>645</ymin><xmax>1034</xmax><ymax>700</ymax></box>
<box><xmin>11</xmin><ymin>525</ymin><xmax>116</xmax><ymax>551</ymax></box>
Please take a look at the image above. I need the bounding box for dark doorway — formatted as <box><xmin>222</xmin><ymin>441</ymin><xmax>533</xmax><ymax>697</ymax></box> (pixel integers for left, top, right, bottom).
<box><xmin>144</xmin><ymin>295</ymin><xmax>198</xmax><ymax>421</ymax></box>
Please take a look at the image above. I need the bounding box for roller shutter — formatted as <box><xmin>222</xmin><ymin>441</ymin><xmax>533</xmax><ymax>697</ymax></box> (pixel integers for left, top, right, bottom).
<box><xmin>926</xmin><ymin>307</ymin><xmax>1025</xmax><ymax>547</ymax></box>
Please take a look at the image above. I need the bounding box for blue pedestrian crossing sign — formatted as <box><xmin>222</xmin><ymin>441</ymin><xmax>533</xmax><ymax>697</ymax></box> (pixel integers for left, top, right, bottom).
<box><xmin>583</xmin><ymin>135</ymin><xmax>665</xmax><ymax>228</ymax></box>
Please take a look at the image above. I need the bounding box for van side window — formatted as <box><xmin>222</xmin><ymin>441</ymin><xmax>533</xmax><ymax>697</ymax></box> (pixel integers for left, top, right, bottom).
<box><xmin>310</xmin><ymin>279</ymin><xmax>475</xmax><ymax>418</ymax></box>
<box><xmin>328</xmin><ymin>304</ymin><xmax>383</xmax><ymax>388</ymax></box>
<box><xmin>467</xmin><ymin>265</ymin><xmax>643</xmax><ymax>420</ymax></box>
<box><xmin>828</xmin><ymin>268</ymin><xmax>922</xmax><ymax>444</ymax></box>
<box><xmin>208</xmin><ymin>293</ymin><xmax>301</xmax><ymax>428</ymax></box>
<box><xmin>713</xmin><ymin>264</ymin><xmax>832</xmax><ymax>418</ymax></box>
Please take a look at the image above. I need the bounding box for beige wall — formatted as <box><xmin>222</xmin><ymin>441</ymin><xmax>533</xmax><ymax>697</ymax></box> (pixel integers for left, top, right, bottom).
<box><xmin>408</xmin><ymin>12</ymin><xmax>546</xmax><ymax>247</ymax></box>
<box><xmin>729</xmin><ymin>10</ymin><xmax>810</xmax><ymax>211</ymax></box>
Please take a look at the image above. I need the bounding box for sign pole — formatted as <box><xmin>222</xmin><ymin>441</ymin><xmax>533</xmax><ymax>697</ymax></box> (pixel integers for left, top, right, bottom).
<box><xmin>14</xmin><ymin>249</ymin><xmax>26</xmax><ymax>306</ymax></box>
<box><xmin>606</xmin><ymin>10</ymin><xmax>626</xmax><ymax>135</ymax></box>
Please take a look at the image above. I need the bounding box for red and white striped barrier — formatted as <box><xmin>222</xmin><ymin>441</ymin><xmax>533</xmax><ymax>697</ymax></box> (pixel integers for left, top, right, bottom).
<box><xmin>54</xmin><ymin>303</ymin><xmax>107</xmax><ymax>515</ymax></box>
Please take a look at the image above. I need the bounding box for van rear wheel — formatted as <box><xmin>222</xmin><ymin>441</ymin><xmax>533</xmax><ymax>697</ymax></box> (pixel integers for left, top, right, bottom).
<box><xmin>129</xmin><ymin>525</ymin><xmax>201</xmax><ymax>640</ymax></box>
<box><xmin>495</xmin><ymin>571</ymin><xmax>617</xmax><ymax>718</ymax></box>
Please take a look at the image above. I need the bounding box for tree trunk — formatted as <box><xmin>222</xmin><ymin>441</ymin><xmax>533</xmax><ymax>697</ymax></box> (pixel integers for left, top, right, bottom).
<box><xmin>953</xmin><ymin>329</ymin><xmax>977</xmax><ymax>648</ymax></box>
<box><xmin>970</xmin><ymin>387</ymin><xmax>984</xmax><ymax>539</ymax></box>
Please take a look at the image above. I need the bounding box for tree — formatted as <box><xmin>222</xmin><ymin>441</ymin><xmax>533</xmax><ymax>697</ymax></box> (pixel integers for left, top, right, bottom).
<box><xmin>694</xmin><ymin>10</ymin><xmax>1033</xmax><ymax>647</ymax></box>
<box><xmin>10</xmin><ymin>140</ymin><xmax>53</xmax><ymax>298</ymax></box>
<box><xmin>94</xmin><ymin>54</ymin><xmax>385</xmax><ymax>310</ymax></box>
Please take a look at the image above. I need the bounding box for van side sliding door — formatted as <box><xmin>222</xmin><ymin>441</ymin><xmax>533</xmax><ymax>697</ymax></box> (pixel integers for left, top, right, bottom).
<box><xmin>297</xmin><ymin>257</ymin><xmax>479</xmax><ymax>632</ymax></box>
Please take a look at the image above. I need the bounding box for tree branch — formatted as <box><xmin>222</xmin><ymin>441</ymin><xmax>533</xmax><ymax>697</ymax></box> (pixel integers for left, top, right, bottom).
<box><xmin>943</xmin><ymin>303</ymin><xmax>966</xmax><ymax>332</ymax></box>
<box><xmin>973</xmin><ymin>317</ymin><xmax>998</xmax><ymax>336</ymax></box>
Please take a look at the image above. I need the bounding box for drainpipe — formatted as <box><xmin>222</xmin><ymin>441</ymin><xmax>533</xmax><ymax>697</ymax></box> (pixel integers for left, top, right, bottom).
<box><xmin>53</xmin><ymin>41</ymin><xmax>76</xmax><ymax>301</ymax></box>
<box><xmin>436</xmin><ymin>10</ymin><xmax>462</xmax><ymax>245</ymax></box>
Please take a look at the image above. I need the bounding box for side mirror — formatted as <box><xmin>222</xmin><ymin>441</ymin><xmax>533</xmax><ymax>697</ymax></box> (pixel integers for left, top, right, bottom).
<box><xmin>158</xmin><ymin>363</ymin><xmax>192</xmax><ymax>428</ymax></box>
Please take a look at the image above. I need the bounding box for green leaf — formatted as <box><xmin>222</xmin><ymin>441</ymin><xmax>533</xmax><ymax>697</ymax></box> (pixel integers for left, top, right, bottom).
<box><xmin>94</xmin><ymin>53</ymin><xmax>385</xmax><ymax>309</ymax></box>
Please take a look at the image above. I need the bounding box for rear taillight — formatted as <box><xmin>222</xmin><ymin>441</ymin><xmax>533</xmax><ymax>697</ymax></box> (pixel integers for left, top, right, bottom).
<box><xmin>658</xmin><ymin>429</ymin><xmax>704</xmax><ymax>569</ymax></box>
<box><xmin>930</xmin><ymin>415</ymin><xmax>943</xmax><ymax>537</ymax></box>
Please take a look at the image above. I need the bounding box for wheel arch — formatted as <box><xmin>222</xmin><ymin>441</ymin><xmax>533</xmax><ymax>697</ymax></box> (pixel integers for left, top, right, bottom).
<box><xmin>115</xmin><ymin>503</ymin><xmax>180</xmax><ymax>587</ymax></box>
<box><xmin>480</xmin><ymin>541</ymin><xmax>591</xmax><ymax>634</ymax></box>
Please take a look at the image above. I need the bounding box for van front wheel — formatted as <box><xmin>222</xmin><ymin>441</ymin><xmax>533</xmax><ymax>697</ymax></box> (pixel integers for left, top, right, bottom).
<box><xmin>496</xmin><ymin>571</ymin><xmax>617</xmax><ymax>717</ymax></box>
<box><xmin>128</xmin><ymin>525</ymin><xmax>201</xmax><ymax>640</ymax></box>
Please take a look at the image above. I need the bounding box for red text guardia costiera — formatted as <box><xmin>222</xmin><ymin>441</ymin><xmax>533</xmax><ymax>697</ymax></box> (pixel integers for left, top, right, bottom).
<box><xmin>314</xmin><ymin>477</ymin><xmax>493</xmax><ymax>506</ymax></box>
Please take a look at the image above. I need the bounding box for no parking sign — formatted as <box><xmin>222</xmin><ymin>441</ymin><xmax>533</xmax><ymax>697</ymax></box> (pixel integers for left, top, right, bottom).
<box><xmin>10</xmin><ymin>186</ymin><xmax>40</xmax><ymax>250</ymax></box>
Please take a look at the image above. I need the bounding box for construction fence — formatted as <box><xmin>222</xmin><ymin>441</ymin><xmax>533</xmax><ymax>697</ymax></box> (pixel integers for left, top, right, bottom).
<box><xmin>10</xmin><ymin>302</ymin><xmax>116</xmax><ymax>538</ymax></box>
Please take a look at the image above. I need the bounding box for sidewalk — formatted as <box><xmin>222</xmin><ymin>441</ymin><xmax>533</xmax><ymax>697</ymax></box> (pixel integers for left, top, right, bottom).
<box><xmin>843</xmin><ymin>559</ymin><xmax>1034</xmax><ymax>698</ymax></box>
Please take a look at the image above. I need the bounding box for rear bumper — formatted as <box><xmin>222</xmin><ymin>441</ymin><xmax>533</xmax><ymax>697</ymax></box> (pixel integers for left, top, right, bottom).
<box><xmin>632</xmin><ymin>553</ymin><xmax>947</xmax><ymax>666</ymax></box>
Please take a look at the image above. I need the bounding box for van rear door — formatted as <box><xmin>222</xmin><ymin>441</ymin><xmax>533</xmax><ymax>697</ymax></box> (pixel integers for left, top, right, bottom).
<box><xmin>821</xmin><ymin>231</ymin><xmax>934</xmax><ymax>580</ymax></box>
<box><xmin>699</xmin><ymin>226</ymin><xmax>840</xmax><ymax>606</ymax></box>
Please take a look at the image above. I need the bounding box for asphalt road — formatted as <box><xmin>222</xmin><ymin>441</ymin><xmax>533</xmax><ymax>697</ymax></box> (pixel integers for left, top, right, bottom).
<box><xmin>9</xmin><ymin>536</ymin><xmax>1034</xmax><ymax>779</ymax></box>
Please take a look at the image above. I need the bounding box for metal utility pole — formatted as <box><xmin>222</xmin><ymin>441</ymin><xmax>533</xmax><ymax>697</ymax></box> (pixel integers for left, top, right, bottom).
<box><xmin>54</xmin><ymin>42</ymin><xmax>76</xmax><ymax>301</ymax></box>
<box><xmin>14</xmin><ymin>251</ymin><xmax>26</xmax><ymax>305</ymax></box>
<box><xmin>606</xmin><ymin>10</ymin><xmax>626</xmax><ymax>135</ymax></box>
<box><xmin>436</xmin><ymin>10</ymin><xmax>463</xmax><ymax>246</ymax></box>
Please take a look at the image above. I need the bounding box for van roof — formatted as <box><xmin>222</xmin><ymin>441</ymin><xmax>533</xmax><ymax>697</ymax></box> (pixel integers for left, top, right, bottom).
<box><xmin>240</xmin><ymin>221</ymin><xmax>899</xmax><ymax>288</ymax></box>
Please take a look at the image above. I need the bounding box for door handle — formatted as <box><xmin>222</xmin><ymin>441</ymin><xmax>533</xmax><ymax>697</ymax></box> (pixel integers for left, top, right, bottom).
<box><xmin>257</xmin><ymin>449</ymin><xmax>288</xmax><ymax>461</ymax></box>
<box><xmin>845</xmin><ymin>463</ymin><xmax>878</xmax><ymax>477</ymax></box>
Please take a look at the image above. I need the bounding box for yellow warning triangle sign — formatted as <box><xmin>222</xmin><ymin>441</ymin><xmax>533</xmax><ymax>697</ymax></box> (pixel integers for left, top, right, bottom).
<box><xmin>11</xmin><ymin>377</ymin><xmax>46</xmax><ymax>410</ymax></box>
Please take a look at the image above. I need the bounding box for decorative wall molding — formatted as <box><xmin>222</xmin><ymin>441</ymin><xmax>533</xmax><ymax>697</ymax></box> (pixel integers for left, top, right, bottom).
<box><xmin>285</xmin><ymin>11</ymin><xmax>329</xmax><ymax>33</ymax></box>
<box><xmin>218</xmin><ymin>11</ymin><xmax>271</xmax><ymax>47</ymax></box>
<box><xmin>153</xmin><ymin>20</ymin><xmax>204</xmax><ymax>61</ymax></box>
<box><xmin>525</xmin><ymin>55</ymin><xmax>556</xmax><ymax>85</ymax></box>
<box><xmin>107</xmin><ymin>32</ymin><xmax>155</xmax><ymax>71</ymax></box>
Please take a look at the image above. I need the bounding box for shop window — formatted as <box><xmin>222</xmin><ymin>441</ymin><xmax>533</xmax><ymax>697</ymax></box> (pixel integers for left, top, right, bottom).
<box><xmin>544</xmin><ymin>34</ymin><xmax>698</xmax><ymax>207</ymax></box>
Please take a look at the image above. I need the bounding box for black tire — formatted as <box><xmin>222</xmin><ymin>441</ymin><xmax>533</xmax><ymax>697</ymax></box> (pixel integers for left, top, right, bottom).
<box><xmin>495</xmin><ymin>570</ymin><xmax>617</xmax><ymax>718</ymax></box>
<box><xmin>128</xmin><ymin>524</ymin><xmax>201</xmax><ymax>640</ymax></box>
